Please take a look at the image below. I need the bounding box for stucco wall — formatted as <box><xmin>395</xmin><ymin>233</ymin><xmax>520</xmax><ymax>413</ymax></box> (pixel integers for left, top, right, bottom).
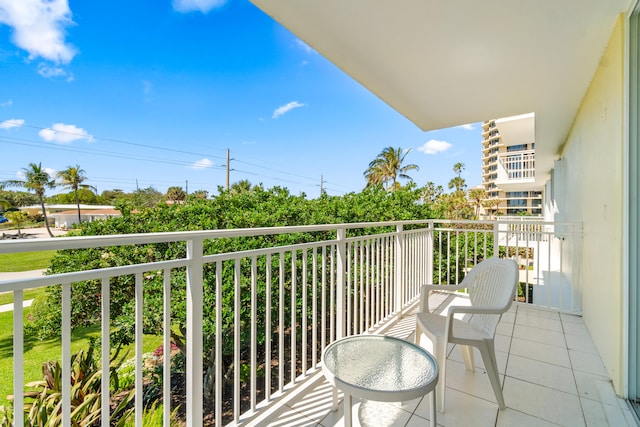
<box><xmin>557</xmin><ymin>16</ymin><xmax>625</xmax><ymax>393</ymax></box>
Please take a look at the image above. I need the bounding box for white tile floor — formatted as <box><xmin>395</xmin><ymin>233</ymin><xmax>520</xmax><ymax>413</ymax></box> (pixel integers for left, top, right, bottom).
<box><xmin>249</xmin><ymin>297</ymin><xmax>639</xmax><ymax>427</ymax></box>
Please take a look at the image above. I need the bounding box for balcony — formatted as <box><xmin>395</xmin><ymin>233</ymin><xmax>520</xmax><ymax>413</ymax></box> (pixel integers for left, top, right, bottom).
<box><xmin>495</xmin><ymin>151</ymin><xmax>536</xmax><ymax>190</ymax></box>
<box><xmin>0</xmin><ymin>219</ymin><xmax>634</xmax><ymax>426</ymax></box>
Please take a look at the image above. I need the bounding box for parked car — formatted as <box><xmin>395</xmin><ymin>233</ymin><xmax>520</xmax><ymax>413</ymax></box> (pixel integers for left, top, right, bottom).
<box><xmin>0</xmin><ymin>216</ymin><xmax>7</xmax><ymax>224</ymax></box>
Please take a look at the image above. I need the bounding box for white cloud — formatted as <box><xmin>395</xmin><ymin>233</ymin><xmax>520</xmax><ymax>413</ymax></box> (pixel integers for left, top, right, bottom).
<box><xmin>1</xmin><ymin>99</ymin><xmax>13</xmax><ymax>107</ymax></box>
<box><xmin>418</xmin><ymin>139</ymin><xmax>452</xmax><ymax>155</ymax></box>
<box><xmin>0</xmin><ymin>118</ymin><xmax>24</xmax><ymax>129</ymax></box>
<box><xmin>0</xmin><ymin>0</ymin><xmax>76</xmax><ymax>63</ymax></box>
<box><xmin>190</xmin><ymin>158</ymin><xmax>213</xmax><ymax>170</ymax></box>
<box><xmin>37</xmin><ymin>63</ymin><xmax>73</xmax><ymax>80</ymax></box>
<box><xmin>39</xmin><ymin>123</ymin><xmax>94</xmax><ymax>144</ymax></box>
<box><xmin>172</xmin><ymin>0</ymin><xmax>226</xmax><ymax>13</ymax></box>
<box><xmin>459</xmin><ymin>123</ymin><xmax>474</xmax><ymax>130</ymax></box>
<box><xmin>272</xmin><ymin>101</ymin><xmax>305</xmax><ymax>119</ymax></box>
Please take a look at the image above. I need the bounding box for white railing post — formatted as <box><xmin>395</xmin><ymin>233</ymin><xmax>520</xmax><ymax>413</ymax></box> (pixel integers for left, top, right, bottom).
<box><xmin>395</xmin><ymin>224</ymin><xmax>405</xmax><ymax>317</ymax></box>
<box><xmin>336</xmin><ymin>227</ymin><xmax>347</xmax><ymax>339</ymax></box>
<box><xmin>13</xmin><ymin>290</ymin><xmax>23</xmax><ymax>427</ymax></box>
<box><xmin>186</xmin><ymin>238</ymin><xmax>204</xmax><ymax>427</ymax></box>
<box><xmin>493</xmin><ymin>222</ymin><xmax>500</xmax><ymax>257</ymax></box>
<box><xmin>426</xmin><ymin>222</ymin><xmax>434</xmax><ymax>286</ymax></box>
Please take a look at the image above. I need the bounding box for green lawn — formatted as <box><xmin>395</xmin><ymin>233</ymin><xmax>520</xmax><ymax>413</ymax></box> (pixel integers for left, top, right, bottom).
<box><xmin>0</xmin><ymin>308</ymin><xmax>163</xmax><ymax>407</ymax></box>
<box><xmin>0</xmin><ymin>251</ymin><xmax>56</xmax><ymax>272</ymax></box>
<box><xmin>0</xmin><ymin>287</ymin><xmax>48</xmax><ymax>306</ymax></box>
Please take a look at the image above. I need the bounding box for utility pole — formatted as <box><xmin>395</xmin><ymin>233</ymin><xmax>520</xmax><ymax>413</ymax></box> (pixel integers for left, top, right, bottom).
<box><xmin>320</xmin><ymin>174</ymin><xmax>327</xmax><ymax>197</ymax></box>
<box><xmin>226</xmin><ymin>148</ymin><xmax>230</xmax><ymax>190</ymax></box>
<box><xmin>185</xmin><ymin>180</ymin><xmax>189</xmax><ymax>195</ymax></box>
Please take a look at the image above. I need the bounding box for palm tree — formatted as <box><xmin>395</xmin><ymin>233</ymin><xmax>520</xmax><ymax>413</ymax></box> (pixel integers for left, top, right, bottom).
<box><xmin>165</xmin><ymin>186</ymin><xmax>187</xmax><ymax>202</ymax></box>
<box><xmin>57</xmin><ymin>165</ymin><xmax>97</xmax><ymax>224</ymax></box>
<box><xmin>453</xmin><ymin>162</ymin><xmax>465</xmax><ymax>178</ymax></box>
<box><xmin>2</xmin><ymin>163</ymin><xmax>56</xmax><ymax>237</ymax></box>
<box><xmin>364</xmin><ymin>146</ymin><xmax>419</xmax><ymax>191</ymax></box>
<box><xmin>5</xmin><ymin>211</ymin><xmax>27</xmax><ymax>237</ymax></box>
<box><xmin>230</xmin><ymin>179</ymin><xmax>254</xmax><ymax>195</ymax></box>
<box><xmin>468</xmin><ymin>187</ymin><xmax>487</xmax><ymax>219</ymax></box>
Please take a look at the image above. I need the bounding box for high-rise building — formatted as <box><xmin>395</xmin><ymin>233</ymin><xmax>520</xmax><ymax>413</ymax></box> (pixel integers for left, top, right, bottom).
<box><xmin>481</xmin><ymin>113</ymin><xmax>543</xmax><ymax>216</ymax></box>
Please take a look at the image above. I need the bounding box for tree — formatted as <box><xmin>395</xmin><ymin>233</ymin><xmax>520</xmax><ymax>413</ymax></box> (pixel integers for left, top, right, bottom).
<box><xmin>132</xmin><ymin>187</ymin><xmax>163</xmax><ymax>208</ymax></box>
<box><xmin>57</xmin><ymin>165</ymin><xmax>97</xmax><ymax>224</ymax></box>
<box><xmin>4</xmin><ymin>211</ymin><xmax>28</xmax><ymax>236</ymax></box>
<box><xmin>189</xmin><ymin>190</ymin><xmax>209</xmax><ymax>200</ymax></box>
<box><xmin>468</xmin><ymin>188</ymin><xmax>487</xmax><ymax>219</ymax></box>
<box><xmin>420</xmin><ymin>182</ymin><xmax>443</xmax><ymax>205</ymax></box>
<box><xmin>229</xmin><ymin>180</ymin><xmax>254</xmax><ymax>195</ymax></box>
<box><xmin>448</xmin><ymin>176</ymin><xmax>466</xmax><ymax>193</ymax></box>
<box><xmin>165</xmin><ymin>186</ymin><xmax>186</xmax><ymax>202</ymax></box>
<box><xmin>448</xmin><ymin>163</ymin><xmax>467</xmax><ymax>194</ymax></box>
<box><xmin>364</xmin><ymin>146</ymin><xmax>419</xmax><ymax>191</ymax></box>
<box><xmin>2</xmin><ymin>163</ymin><xmax>56</xmax><ymax>237</ymax></box>
<box><xmin>483</xmin><ymin>198</ymin><xmax>502</xmax><ymax>219</ymax></box>
<box><xmin>453</xmin><ymin>162</ymin><xmax>465</xmax><ymax>178</ymax></box>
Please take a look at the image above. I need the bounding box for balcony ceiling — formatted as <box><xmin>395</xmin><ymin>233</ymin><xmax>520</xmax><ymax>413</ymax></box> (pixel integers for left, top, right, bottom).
<box><xmin>495</xmin><ymin>113</ymin><xmax>536</xmax><ymax>148</ymax></box>
<box><xmin>250</xmin><ymin>0</ymin><xmax>632</xmax><ymax>182</ymax></box>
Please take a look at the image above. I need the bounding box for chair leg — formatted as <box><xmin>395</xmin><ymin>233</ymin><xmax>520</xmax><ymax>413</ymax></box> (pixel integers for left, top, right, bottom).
<box><xmin>476</xmin><ymin>340</ymin><xmax>506</xmax><ymax>409</ymax></box>
<box><xmin>459</xmin><ymin>344</ymin><xmax>475</xmax><ymax>372</ymax></box>
<box><xmin>433</xmin><ymin>337</ymin><xmax>447</xmax><ymax>413</ymax></box>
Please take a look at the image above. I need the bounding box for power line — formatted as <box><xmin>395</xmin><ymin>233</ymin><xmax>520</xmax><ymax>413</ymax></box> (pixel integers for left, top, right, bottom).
<box><xmin>1</xmin><ymin>124</ymin><xmax>359</xmax><ymax>195</ymax></box>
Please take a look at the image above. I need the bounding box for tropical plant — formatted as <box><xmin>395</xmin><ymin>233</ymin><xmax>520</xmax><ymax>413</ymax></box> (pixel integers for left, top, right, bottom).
<box><xmin>453</xmin><ymin>162</ymin><xmax>465</xmax><ymax>178</ymax></box>
<box><xmin>229</xmin><ymin>179</ymin><xmax>255</xmax><ymax>195</ymax></box>
<box><xmin>4</xmin><ymin>211</ymin><xmax>28</xmax><ymax>236</ymax></box>
<box><xmin>483</xmin><ymin>198</ymin><xmax>502</xmax><ymax>218</ymax></box>
<box><xmin>57</xmin><ymin>165</ymin><xmax>97</xmax><ymax>224</ymax></box>
<box><xmin>165</xmin><ymin>186</ymin><xmax>186</xmax><ymax>202</ymax></box>
<box><xmin>448</xmin><ymin>162</ymin><xmax>467</xmax><ymax>194</ymax></box>
<box><xmin>2</xmin><ymin>341</ymin><xmax>134</xmax><ymax>427</ymax></box>
<box><xmin>468</xmin><ymin>187</ymin><xmax>487</xmax><ymax>219</ymax></box>
<box><xmin>364</xmin><ymin>146</ymin><xmax>419</xmax><ymax>191</ymax></box>
<box><xmin>120</xmin><ymin>401</ymin><xmax>180</xmax><ymax>427</ymax></box>
<box><xmin>189</xmin><ymin>189</ymin><xmax>208</xmax><ymax>200</ymax></box>
<box><xmin>2</xmin><ymin>163</ymin><xmax>56</xmax><ymax>237</ymax></box>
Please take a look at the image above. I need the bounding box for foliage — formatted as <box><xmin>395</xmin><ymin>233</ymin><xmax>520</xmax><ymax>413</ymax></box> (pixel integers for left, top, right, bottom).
<box><xmin>468</xmin><ymin>188</ymin><xmax>487</xmax><ymax>219</ymax></box>
<box><xmin>0</xmin><ymin>190</ymin><xmax>38</xmax><ymax>209</ymax></box>
<box><xmin>47</xmin><ymin>188</ymin><xmax>100</xmax><ymax>205</ymax></box>
<box><xmin>3</xmin><ymin>211</ymin><xmax>28</xmax><ymax>235</ymax></box>
<box><xmin>1</xmin><ymin>163</ymin><xmax>56</xmax><ymax>237</ymax></box>
<box><xmin>0</xmin><ymin>341</ymin><xmax>134</xmax><ymax>427</ymax></box>
<box><xmin>29</xmin><ymin>185</ymin><xmax>434</xmax><ymax>411</ymax></box>
<box><xmin>57</xmin><ymin>164</ymin><xmax>97</xmax><ymax>224</ymax></box>
<box><xmin>363</xmin><ymin>146</ymin><xmax>419</xmax><ymax>190</ymax></box>
<box><xmin>165</xmin><ymin>186</ymin><xmax>186</xmax><ymax>202</ymax></box>
<box><xmin>120</xmin><ymin>401</ymin><xmax>180</xmax><ymax>427</ymax></box>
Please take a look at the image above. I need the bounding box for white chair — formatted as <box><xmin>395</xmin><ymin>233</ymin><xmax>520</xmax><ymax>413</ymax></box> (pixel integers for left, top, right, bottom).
<box><xmin>415</xmin><ymin>257</ymin><xmax>518</xmax><ymax>412</ymax></box>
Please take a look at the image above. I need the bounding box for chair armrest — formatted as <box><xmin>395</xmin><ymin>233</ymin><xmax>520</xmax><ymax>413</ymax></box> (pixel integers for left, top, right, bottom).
<box><xmin>444</xmin><ymin>305</ymin><xmax>508</xmax><ymax>341</ymax></box>
<box><xmin>419</xmin><ymin>284</ymin><xmax>469</xmax><ymax>312</ymax></box>
<box><xmin>448</xmin><ymin>306</ymin><xmax>507</xmax><ymax>316</ymax></box>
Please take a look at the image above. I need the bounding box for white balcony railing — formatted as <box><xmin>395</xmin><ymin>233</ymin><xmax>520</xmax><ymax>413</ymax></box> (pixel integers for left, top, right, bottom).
<box><xmin>496</xmin><ymin>150</ymin><xmax>535</xmax><ymax>183</ymax></box>
<box><xmin>0</xmin><ymin>219</ymin><xmax>581</xmax><ymax>426</ymax></box>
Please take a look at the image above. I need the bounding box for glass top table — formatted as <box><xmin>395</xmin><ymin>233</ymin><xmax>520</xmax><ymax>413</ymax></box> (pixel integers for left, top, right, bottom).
<box><xmin>322</xmin><ymin>334</ymin><xmax>439</xmax><ymax>427</ymax></box>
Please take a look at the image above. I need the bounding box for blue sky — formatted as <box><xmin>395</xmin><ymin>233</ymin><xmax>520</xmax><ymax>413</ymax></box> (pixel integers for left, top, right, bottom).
<box><xmin>0</xmin><ymin>0</ymin><xmax>481</xmax><ymax>198</ymax></box>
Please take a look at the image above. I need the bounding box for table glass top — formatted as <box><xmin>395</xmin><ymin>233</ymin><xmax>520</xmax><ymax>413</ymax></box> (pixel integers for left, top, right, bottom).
<box><xmin>323</xmin><ymin>335</ymin><xmax>437</xmax><ymax>393</ymax></box>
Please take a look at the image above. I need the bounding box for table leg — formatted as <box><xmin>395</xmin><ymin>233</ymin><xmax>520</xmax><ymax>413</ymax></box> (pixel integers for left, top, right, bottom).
<box><xmin>430</xmin><ymin>390</ymin><xmax>437</xmax><ymax>427</ymax></box>
<box><xmin>332</xmin><ymin>386</ymin><xmax>338</xmax><ymax>411</ymax></box>
<box><xmin>344</xmin><ymin>393</ymin><xmax>352</xmax><ymax>427</ymax></box>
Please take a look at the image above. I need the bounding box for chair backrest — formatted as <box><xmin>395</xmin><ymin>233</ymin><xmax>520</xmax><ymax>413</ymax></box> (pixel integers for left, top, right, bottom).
<box><xmin>463</xmin><ymin>257</ymin><xmax>518</xmax><ymax>336</ymax></box>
